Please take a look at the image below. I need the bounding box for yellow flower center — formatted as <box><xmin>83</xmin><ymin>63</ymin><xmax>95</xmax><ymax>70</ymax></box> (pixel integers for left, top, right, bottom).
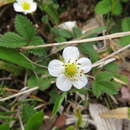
<box><xmin>64</xmin><ymin>63</ymin><xmax>78</xmax><ymax>78</ymax></box>
<box><xmin>21</xmin><ymin>2</ymin><xmax>31</xmax><ymax>10</ymax></box>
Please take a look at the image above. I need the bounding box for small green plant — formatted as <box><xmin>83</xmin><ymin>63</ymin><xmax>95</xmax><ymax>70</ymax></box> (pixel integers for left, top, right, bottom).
<box><xmin>0</xmin><ymin>0</ymin><xmax>130</xmax><ymax>129</ymax></box>
<box><xmin>95</xmin><ymin>0</ymin><xmax>128</xmax><ymax>15</ymax></box>
<box><xmin>95</xmin><ymin>0</ymin><xmax>130</xmax><ymax>47</ymax></box>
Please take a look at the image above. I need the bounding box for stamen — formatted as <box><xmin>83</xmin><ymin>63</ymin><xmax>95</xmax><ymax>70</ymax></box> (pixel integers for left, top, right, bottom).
<box><xmin>21</xmin><ymin>2</ymin><xmax>30</xmax><ymax>10</ymax></box>
<box><xmin>64</xmin><ymin>63</ymin><xmax>78</xmax><ymax>78</ymax></box>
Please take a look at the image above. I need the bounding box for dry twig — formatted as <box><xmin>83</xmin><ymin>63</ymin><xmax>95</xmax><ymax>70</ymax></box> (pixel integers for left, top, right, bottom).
<box><xmin>96</xmin><ymin>44</ymin><xmax>130</xmax><ymax>63</ymax></box>
<box><xmin>0</xmin><ymin>87</ymin><xmax>38</xmax><ymax>102</ymax></box>
<box><xmin>1</xmin><ymin>33</ymin><xmax>130</xmax><ymax>102</ymax></box>
<box><xmin>21</xmin><ymin>32</ymin><xmax>130</xmax><ymax>50</ymax></box>
<box><xmin>17</xmin><ymin>111</ymin><xmax>25</xmax><ymax>130</ymax></box>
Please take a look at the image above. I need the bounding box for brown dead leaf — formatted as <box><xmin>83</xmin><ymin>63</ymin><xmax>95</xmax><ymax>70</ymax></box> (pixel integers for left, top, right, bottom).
<box><xmin>89</xmin><ymin>104</ymin><xmax>122</xmax><ymax>130</ymax></box>
<box><xmin>100</xmin><ymin>107</ymin><xmax>128</xmax><ymax>119</ymax></box>
<box><xmin>55</xmin><ymin>114</ymin><xmax>67</xmax><ymax>128</ymax></box>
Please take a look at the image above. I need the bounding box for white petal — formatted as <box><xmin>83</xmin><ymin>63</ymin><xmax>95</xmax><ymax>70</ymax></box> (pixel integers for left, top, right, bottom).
<box><xmin>13</xmin><ymin>3</ymin><xmax>23</xmax><ymax>12</ymax></box>
<box><xmin>26</xmin><ymin>0</ymin><xmax>33</xmax><ymax>2</ymax></box>
<box><xmin>63</xmin><ymin>46</ymin><xmax>80</xmax><ymax>62</ymax></box>
<box><xmin>58</xmin><ymin>21</ymin><xmax>77</xmax><ymax>31</ymax></box>
<box><xmin>48</xmin><ymin>60</ymin><xmax>64</xmax><ymax>77</ymax></box>
<box><xmin>77</xmin><ymin>57</ymin><xmax>92</xmax><ymax>73</ymax></box>
<box><xmin>28</xmin><ymin>2</ymin><xmax>37</xmax><ymax>13</ymax></box>
<box><xmin>18</xmin><ymin>0</ymin><xmax>33</xmax><ymax>3</ymax></box>
<box><xmin>56</xmin><ymin>75</ymin><xmax>72</xmax><ymax>91</ymax></box>
<box><xmin>72</xmin><ymin>74</ymin><xmax>88</xmax><ymax>89</ymax></box>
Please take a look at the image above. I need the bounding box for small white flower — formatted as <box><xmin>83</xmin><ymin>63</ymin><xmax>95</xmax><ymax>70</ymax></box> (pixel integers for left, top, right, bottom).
<box><xmin>48</xmin><ymin>46</ymin><xmax>92</xmax><ymax>91</ymax></box>
<box><xmin>13</xmin><ymin>0</ymin><xmax>37</xmax><ymax>14</ymax></box>
<box><xmin>58</xmin><ymin>21</ymin><xmax>77</xmax><ymax>31</ymax></box>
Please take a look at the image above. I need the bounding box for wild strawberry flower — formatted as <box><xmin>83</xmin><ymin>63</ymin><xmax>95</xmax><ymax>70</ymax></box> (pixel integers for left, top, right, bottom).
<box><xmin>13</xmin><ymin>0</ymin><xmax>37</xmax><ymax>14</ymax></box>
<box><xmin>48</xmin><ymin>46</ymin><xmax>92</xmax><ymax>91</ymax></box>
<box><xmin>58</xmin><ymin>21</ymin><xmax>77</xmax><ymax>32</ymax></box>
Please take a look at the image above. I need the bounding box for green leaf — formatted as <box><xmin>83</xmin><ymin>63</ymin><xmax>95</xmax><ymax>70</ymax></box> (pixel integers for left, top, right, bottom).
<box><xmin>104</xmin><ymin>62</ymin><xmax>119</xmax><ymax>73</ymax></box>
<box><xmin>41</xmin><ymin>1</ymin><xmax>59</xmax><ymax>24</ymax></box>
<box><xmin>51</xmin><ymin>27</ymin><xmax>72</xmax><ymax>39</ymax></box>
<box><xmin>121</xmin><ymin>17</ymin><xmax>130</xmax><ymax>31</ymax></box>
<box><xmin>27</xmin><ymin>75</ymin><xmax>52</xmax><ymax>91</ymax></box>
<box><xmin>0</xmin><ymin>124</ymin><xmax>10</xmax><ymax>130</ymax></box>
<box><xmin>15</xmin><ymin>15</ymin><xmax>36</xmax><ymax>41</ymax></box>
<box><xmin>92</xmin><ymin>70</ymin><xmax>121</xmax><ymax>97</ymax></box>
<box><xmin>55</xmin><ymin>37</ymin><xmax>66</xmax><ymax>42</ymax></box>
<box><xmin>0</xmin><ymin>47</ymin><xmax>35</xmax><ymax>70</ymax></box>
<box><xmin>90</xmin><ymin>26</ymin><xmax>107</xmax><ymax>34</ymax></box>
<box><xmin>25</xmin><ymin>112</ymin><xmax>44</xmax><ymax>130</ymax></box>
<box><xmin>119</xmin><ymin>36</ymin><xmax>130</xmax><ymax>46</ymax></box>
<box><xmin>92</xmin><ymin>81</ymin><xmax>102</xmax><ymax>97</ymax></box>
<box><xmin>28</xmin><ymin>36</ymin><xmax>47</xmax><ymax>56</ymax></box>
<box><xmin>72</xmin><ymin>27</ymin><xmax>82</xmax><ymax>38</ymax></box>
<box><xmin>111</xmin><ymin>0</ymin><xmax>122</xmax><ymax>15</ymax></box>
<box><xmin>0</xmin><ymin>115</ymin><xmax>16</xmax><ymax>120</ymax></box>
<box><xmin>119</xmin><ymin>17</ymin><xmax>130</xmax><ymax>46</ymax></box>
<box><xmin>95</xmin><ymin>71</ymin><xmax>113</xmax><ymax>81</ymax></box>
<box><xmin>52</xmin><ymin>93</ymin><xmax>66</xmax><ymax>116</ymax></box>
<box><xmin>95</xmin><ymin>0</ymin><xmax>111</xmax><ymax>14</ymax></box>
<box><xmin>49</xmin><ymin>90</ymin><xmax>60</xmax><ymax>104</ymax></box>
<box><xmin>22</xmin><ymin>104</ymin><xmax>36</xmax><ymax>123</ymax></box>
<box><xmin>0</xmin><ymin>60</ymin><xmax>22</xmax><ymax>75</ymax></box>
<box><xmin>92</xmin><ymin>81</ymin><xmax>119</xmax><ymax>97</ymax></box>
<box><xmin>29</xmin><ymin>36</ymin><xmax>44</xmax><ymax>46</ymax></box>
<box><xmin>41</xmin><ymin>15</ymin><xmax>49</xmax><ymax>24</ymax></box>
<box><xmin>115</xmin><ymin>74</ymin><xmax>129</xmax><ymax>84</ymax></box>
<box><xmin>79</xmin><ymin>43</ymin><xmax>99</xmax><ymax>62</ymax></box>
<box><xmin>38</xmin><ymin>77</ymin><xmax>53</xmax><ymax>91</ymax></box>
<box><xmin>121</xmin><ymin>0</ymin><xmax>129</xmax><ymax>2</ymax></box>
<box><xmin>0</xmin><ymin>32</ymin><xmax>26</xmax><ymax>48</ymax></box>
<box><xmin>66</xmin><ymin>126</ymin><xmax>75</xmax><ymax>130</ymax></box>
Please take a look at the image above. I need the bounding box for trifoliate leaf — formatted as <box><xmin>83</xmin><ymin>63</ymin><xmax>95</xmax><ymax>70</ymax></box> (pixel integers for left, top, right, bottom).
<box><xmin>92</xmin><ymin>81</ymin><xmax>120</xmax><ymax>97</ymax></box>
<box><xmin>92</xmin><ymin>71</ymin><xmax>121</xmax><ymax>97</ymax></box>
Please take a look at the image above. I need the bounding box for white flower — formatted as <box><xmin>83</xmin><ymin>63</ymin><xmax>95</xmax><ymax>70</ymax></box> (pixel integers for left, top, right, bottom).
<box><xmin>58</xmin><ymin>21</ymin><xmax>77</xmax><ymax>31</ymax></box>
<box><xmin>48</xmin><ymin>46</ymin><xmax>92</xmax><ymax>91</ymax></box>
<box><xmin>13</xmin><ymin>0</ymin><xmax>37</xmax><ymax>14</ymax></box>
